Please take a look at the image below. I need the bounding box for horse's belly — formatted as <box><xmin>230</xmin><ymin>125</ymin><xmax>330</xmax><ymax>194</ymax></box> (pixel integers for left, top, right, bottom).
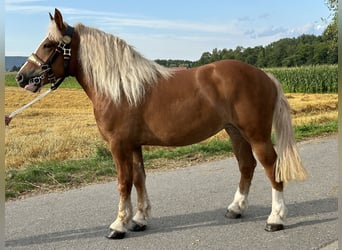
<box><xmin>143</xmin><ymin>105</ymin><xmax>225</xmax><ymax>146</ymax></box>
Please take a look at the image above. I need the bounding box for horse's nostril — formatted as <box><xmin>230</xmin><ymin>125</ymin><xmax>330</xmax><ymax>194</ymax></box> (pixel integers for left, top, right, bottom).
<box><xmin>16</xmin><ymin>74</ymin><xmax>24</xmax><ymax>84</ymax></box>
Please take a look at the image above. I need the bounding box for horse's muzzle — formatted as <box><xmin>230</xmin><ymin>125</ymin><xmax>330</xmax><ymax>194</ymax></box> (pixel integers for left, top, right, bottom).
<box><xmin>16</xmin><ymin>73</ymin><xmax>26</xmax><ymax>87</ymax></box>
<box><xmin>16</xmin><ymin>73</ymin><xmax>42</xmax><ymax>92</ymax></box>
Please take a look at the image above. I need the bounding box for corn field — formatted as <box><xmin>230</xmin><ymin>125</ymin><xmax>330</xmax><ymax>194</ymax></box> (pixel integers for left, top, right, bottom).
<box><xmin>265</xmin><ymin>65</ymin><xmax>338</xmax><ymax>93</ymax></box>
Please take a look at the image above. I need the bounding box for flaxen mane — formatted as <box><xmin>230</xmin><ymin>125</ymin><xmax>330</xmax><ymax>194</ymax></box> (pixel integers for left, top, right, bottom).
<box><xmin>48</xmin><ymin>21</ymin><xmax>173</xmax><ymax>105</ymax></box>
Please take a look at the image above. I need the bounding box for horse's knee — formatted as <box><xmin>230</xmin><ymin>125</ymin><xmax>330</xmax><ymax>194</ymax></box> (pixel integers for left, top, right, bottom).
<box><xmin>253</xmin><ymin>142</ymin><xmax>276</xmax><ymax>167</ymax></box>
<box><xmin>251</xmin><ymin>141</ymin><xmax>284</xmax><ymax>190</ymax></box>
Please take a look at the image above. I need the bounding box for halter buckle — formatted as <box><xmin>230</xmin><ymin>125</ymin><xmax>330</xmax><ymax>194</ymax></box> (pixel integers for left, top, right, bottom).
<box><xmin>62</xmin><ymin>35</ymin><xmax>72</xmax><ymax>44</ymax></box>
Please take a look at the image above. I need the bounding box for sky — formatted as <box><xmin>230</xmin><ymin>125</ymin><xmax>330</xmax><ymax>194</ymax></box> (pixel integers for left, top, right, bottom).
<box><xmin>5</xmin><ymin>0</ymin><xmax>331</xmax><ymax>60</ymax></box>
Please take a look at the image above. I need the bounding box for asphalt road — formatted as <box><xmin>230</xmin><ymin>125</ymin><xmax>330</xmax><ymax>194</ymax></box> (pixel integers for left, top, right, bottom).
<box><xmin>5</xmin><ymin>136</ymin><xmax>338</xmax><ymax>250</ymax></box>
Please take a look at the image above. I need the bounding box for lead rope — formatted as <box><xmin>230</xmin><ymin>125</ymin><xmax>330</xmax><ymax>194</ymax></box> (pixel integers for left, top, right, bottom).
<box><xmin>8</xmin><ymin>88</ymin><xmax>53</xmax><ymax>119</ymax></box>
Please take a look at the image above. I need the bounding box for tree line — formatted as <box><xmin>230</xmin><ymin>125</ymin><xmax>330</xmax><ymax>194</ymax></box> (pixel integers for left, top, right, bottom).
<box><xmin>156</xmin><ymin>32</ymin><xmax>337</xmax><ymax>69</ymax></box>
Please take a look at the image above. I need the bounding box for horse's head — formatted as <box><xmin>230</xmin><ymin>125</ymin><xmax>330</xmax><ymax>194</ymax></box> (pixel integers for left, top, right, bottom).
<box><xmin>16</xmin><ymin>8</ymin><xmax>75</xmax><ymax>92</ymax></box>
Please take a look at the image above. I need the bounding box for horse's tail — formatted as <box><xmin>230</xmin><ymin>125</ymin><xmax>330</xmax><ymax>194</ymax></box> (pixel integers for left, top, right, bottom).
<box><xmin>267</xmin><ymin>73</ymin><xmax>308</xmax><ymax>183</ymax></box>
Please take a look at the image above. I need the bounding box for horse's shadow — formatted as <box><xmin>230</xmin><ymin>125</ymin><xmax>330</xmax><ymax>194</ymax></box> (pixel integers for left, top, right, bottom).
<box><xmin>145</xmin><ymin>196</ymin><xmax>337</xmax><ymax>235</ymax></box>
<box><xmin>5</xmin><ymin>197</ymin><xmax>337</xmax><ymax>247</ymax></box>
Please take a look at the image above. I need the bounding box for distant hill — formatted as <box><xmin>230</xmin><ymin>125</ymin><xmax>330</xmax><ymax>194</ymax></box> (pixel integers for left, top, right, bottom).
<box><xmin>5</xmin><ymin>56</ymin><xmax>27</xmax><ymax>71</ymax></box>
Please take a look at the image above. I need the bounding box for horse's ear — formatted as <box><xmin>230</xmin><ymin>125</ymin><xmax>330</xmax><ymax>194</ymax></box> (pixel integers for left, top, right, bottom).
<box><xmin>53</xmin><ymin>8</ymin><xmax>64</xmax><ymax>31</ymax></box>
<box><xmin>49</xmin><ymin>12</ymin><xmax>53</xmax><ymax>21</ymax></box>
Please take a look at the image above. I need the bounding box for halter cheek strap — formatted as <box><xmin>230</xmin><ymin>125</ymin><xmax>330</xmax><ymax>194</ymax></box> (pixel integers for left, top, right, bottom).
<box><xmin>49</xmin><ymin>25</ymin><xmax>74</xmax><ymax>90</ymax></box>
<box><xmin>29</xmin><ymin>25</ymin><xmax>75</xmax><ymax>91</ymax></box>
<box><xmin>55</xmin><ymin>25</ymin><xmax>74</xmax><ymax>75</ymax></box>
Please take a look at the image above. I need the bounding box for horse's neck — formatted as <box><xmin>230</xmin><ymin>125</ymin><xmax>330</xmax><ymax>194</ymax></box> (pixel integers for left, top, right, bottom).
<box><xmin>75</xmin><ymin>72</ymin><xmax>122</xmax><ymax>114</ymax></box>
<box><xmin>75</xmin><ymin>73</ymin><xmax>97</xmax><ymax>102</ymax></box>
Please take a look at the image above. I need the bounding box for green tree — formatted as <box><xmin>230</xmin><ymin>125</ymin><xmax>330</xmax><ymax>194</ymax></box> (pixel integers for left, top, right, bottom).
<box><xmin>322</xmin><ymin>0</ymin><xmax>338</xmax><ymax>63</ymax></box>
<box><xmin>10</xmin><ymin>65</ymin><xmax>21</xmax><ymax>72</ymax></box>
<box><xmin>197</xmin><ymin>52</ymin><xmax>212</xmax><ymax>65</ymax></box>
<box><xmin>211</xmin><ymin>48</ymin><xmax>221</xmax><ymax>62</ymax></box>
<box><xmin>313</xmin><ymin>43</ymin><xmax>329</xmax><ymax>64</ymax></box>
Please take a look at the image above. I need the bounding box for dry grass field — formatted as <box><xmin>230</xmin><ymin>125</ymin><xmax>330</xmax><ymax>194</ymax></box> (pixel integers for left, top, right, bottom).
<box><xmin>5</xmin><ymin>87</ymin><xmax>100</xmax><ymax>168</ymax></box>
<box><xmin>5</xmin><ymin>87</ymin><xmax>338</xmax><ymax>169</ymax></box>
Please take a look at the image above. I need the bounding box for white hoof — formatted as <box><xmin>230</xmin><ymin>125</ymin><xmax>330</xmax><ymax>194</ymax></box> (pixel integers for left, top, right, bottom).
<box><xmin>267</xmin><ymin>188</ymin><xmax>287</xmax><ymax>225</ymax></box>
<box><xmin>227</xmin><ymin>187</ymin><xmax>248</xmax><ymax>215</ymax></box>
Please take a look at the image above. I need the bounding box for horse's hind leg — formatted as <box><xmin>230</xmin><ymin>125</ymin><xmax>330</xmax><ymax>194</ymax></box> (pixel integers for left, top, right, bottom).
<box><xmin>130</xmin><ymin>146</ymin><xmax>151</xmax><ymax>231</ymax></box>
<box><xmin>251</xmin><ymin>139</ymin><xmax>287</xmax><ymax>231</ymax></box>
<box><xmin>225</xmin><ymin>125</ymin><xmax>257</xmax><ymax>218</ymax></box>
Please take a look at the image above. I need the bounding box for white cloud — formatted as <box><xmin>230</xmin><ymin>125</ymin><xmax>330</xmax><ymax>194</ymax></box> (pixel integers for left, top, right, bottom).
<box><xmin>5</xmin><ymin>2</ymin><xmax>239</xmax><ymax>35</ymax></box>
<box><xmin>288</xmin><ymin>22</ymin><xmax>326</xmax><ymax>36</ymax></box>
<box><xmin>96</xmin><ymin>16</ymin><xmax>234</xmax><ymax>34</ymax></box>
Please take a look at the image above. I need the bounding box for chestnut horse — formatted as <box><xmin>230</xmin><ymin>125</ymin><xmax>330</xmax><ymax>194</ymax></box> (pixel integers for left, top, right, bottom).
<box><xmin>16</xmin><ymin>9</ymin><xmax>307</xmax><ymax>239</ymax></box>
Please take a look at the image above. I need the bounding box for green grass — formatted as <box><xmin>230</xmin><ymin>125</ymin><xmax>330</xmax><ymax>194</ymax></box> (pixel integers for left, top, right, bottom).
<box><xmin>144</xmin><ymin>139</ymin><xmax>232</xmax><ymax>161</ymax></box>
<box><xmin>5</xmin><ymin>73</ymin><xmax>18</xmax><ymax>87</ymax></box>
<box><xmin>6</xmin><ymin>146</ymin><xmax>116</xmax><ymax>199</ymax></box>
<box><xmin>294</xmin><ymin>120</ymin><xmax>338</xmax><ymax>140</ymax></box>
<box><xmin>5</xmin><ymin>121</ymin><xmax>337</xmax><ymax>200</ymax></box>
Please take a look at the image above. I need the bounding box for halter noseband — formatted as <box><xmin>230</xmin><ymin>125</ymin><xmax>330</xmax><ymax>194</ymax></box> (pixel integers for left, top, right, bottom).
<box><xmin>28</xmin><ymin>25</ymin><xmax>74</xmax><ymax>91</ymax></box>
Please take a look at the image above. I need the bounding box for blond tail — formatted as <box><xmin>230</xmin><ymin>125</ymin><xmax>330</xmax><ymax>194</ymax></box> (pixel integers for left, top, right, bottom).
<box><xmin>267</xmin><ymin>73</ymin><xmax>308</xmax><ymax>183</ymax></box>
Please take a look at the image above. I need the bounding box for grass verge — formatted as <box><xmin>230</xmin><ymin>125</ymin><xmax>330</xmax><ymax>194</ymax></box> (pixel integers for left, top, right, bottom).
<box><xmin>5</xmin><ymin>121</ymin><xmax>337</xmax><ymax>200</ymax></box>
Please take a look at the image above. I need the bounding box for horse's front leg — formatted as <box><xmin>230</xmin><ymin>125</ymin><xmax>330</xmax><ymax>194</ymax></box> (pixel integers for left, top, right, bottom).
<box><xmin>225</xmin><ymin>126</ymin><xmax>256</xmax><ymax>219</ymax></box>
<box><xmin>107</xmin><ymin>144</ymin><xmax>134</xmax><ymax>240</ymax></box>
<box><xmin>131</xmin><ymin>146</ymin><xmax>151</xmax><ymax>231</ymax></box>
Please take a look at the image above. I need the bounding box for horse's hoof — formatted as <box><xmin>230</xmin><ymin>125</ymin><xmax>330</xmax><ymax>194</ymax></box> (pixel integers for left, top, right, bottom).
<box><xmin>105</xmin><ymin>230</ymin><xmax>126</xmax><ymax>239</ymax></box>
<box><xmin>225</xmin><ymin>210</ymin><xmax>242</xmax><ymax>219</ymax></box>
<box><xmin>130</xmin><ymin>221</ymin><xmax>147</xmax><ymax>232</ymax></box>
<box><xmin>265</xmin><ymin>223</ymin><xmax>284</xmax><ymax>232</ymax></box>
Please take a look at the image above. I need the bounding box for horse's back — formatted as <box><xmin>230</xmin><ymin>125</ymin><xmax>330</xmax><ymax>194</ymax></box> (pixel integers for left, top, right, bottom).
<box><xmin>180</xmin><ymin>60</ymin><xmax>277</xmax><ymax>122</ymax></box>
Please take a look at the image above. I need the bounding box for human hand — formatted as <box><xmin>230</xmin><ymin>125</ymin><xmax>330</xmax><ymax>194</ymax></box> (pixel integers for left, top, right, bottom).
<box><xmin>5</xmin><ymin>115</ymin><xmax>12</xmax><ymax>126</ymax></box>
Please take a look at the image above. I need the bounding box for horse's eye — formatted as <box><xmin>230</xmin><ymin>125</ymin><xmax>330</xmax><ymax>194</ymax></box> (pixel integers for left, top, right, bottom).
<box><xmin>43</xmin><ymin>43</ymin><xmax>52</xmax><ymax>49</ymax></box>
